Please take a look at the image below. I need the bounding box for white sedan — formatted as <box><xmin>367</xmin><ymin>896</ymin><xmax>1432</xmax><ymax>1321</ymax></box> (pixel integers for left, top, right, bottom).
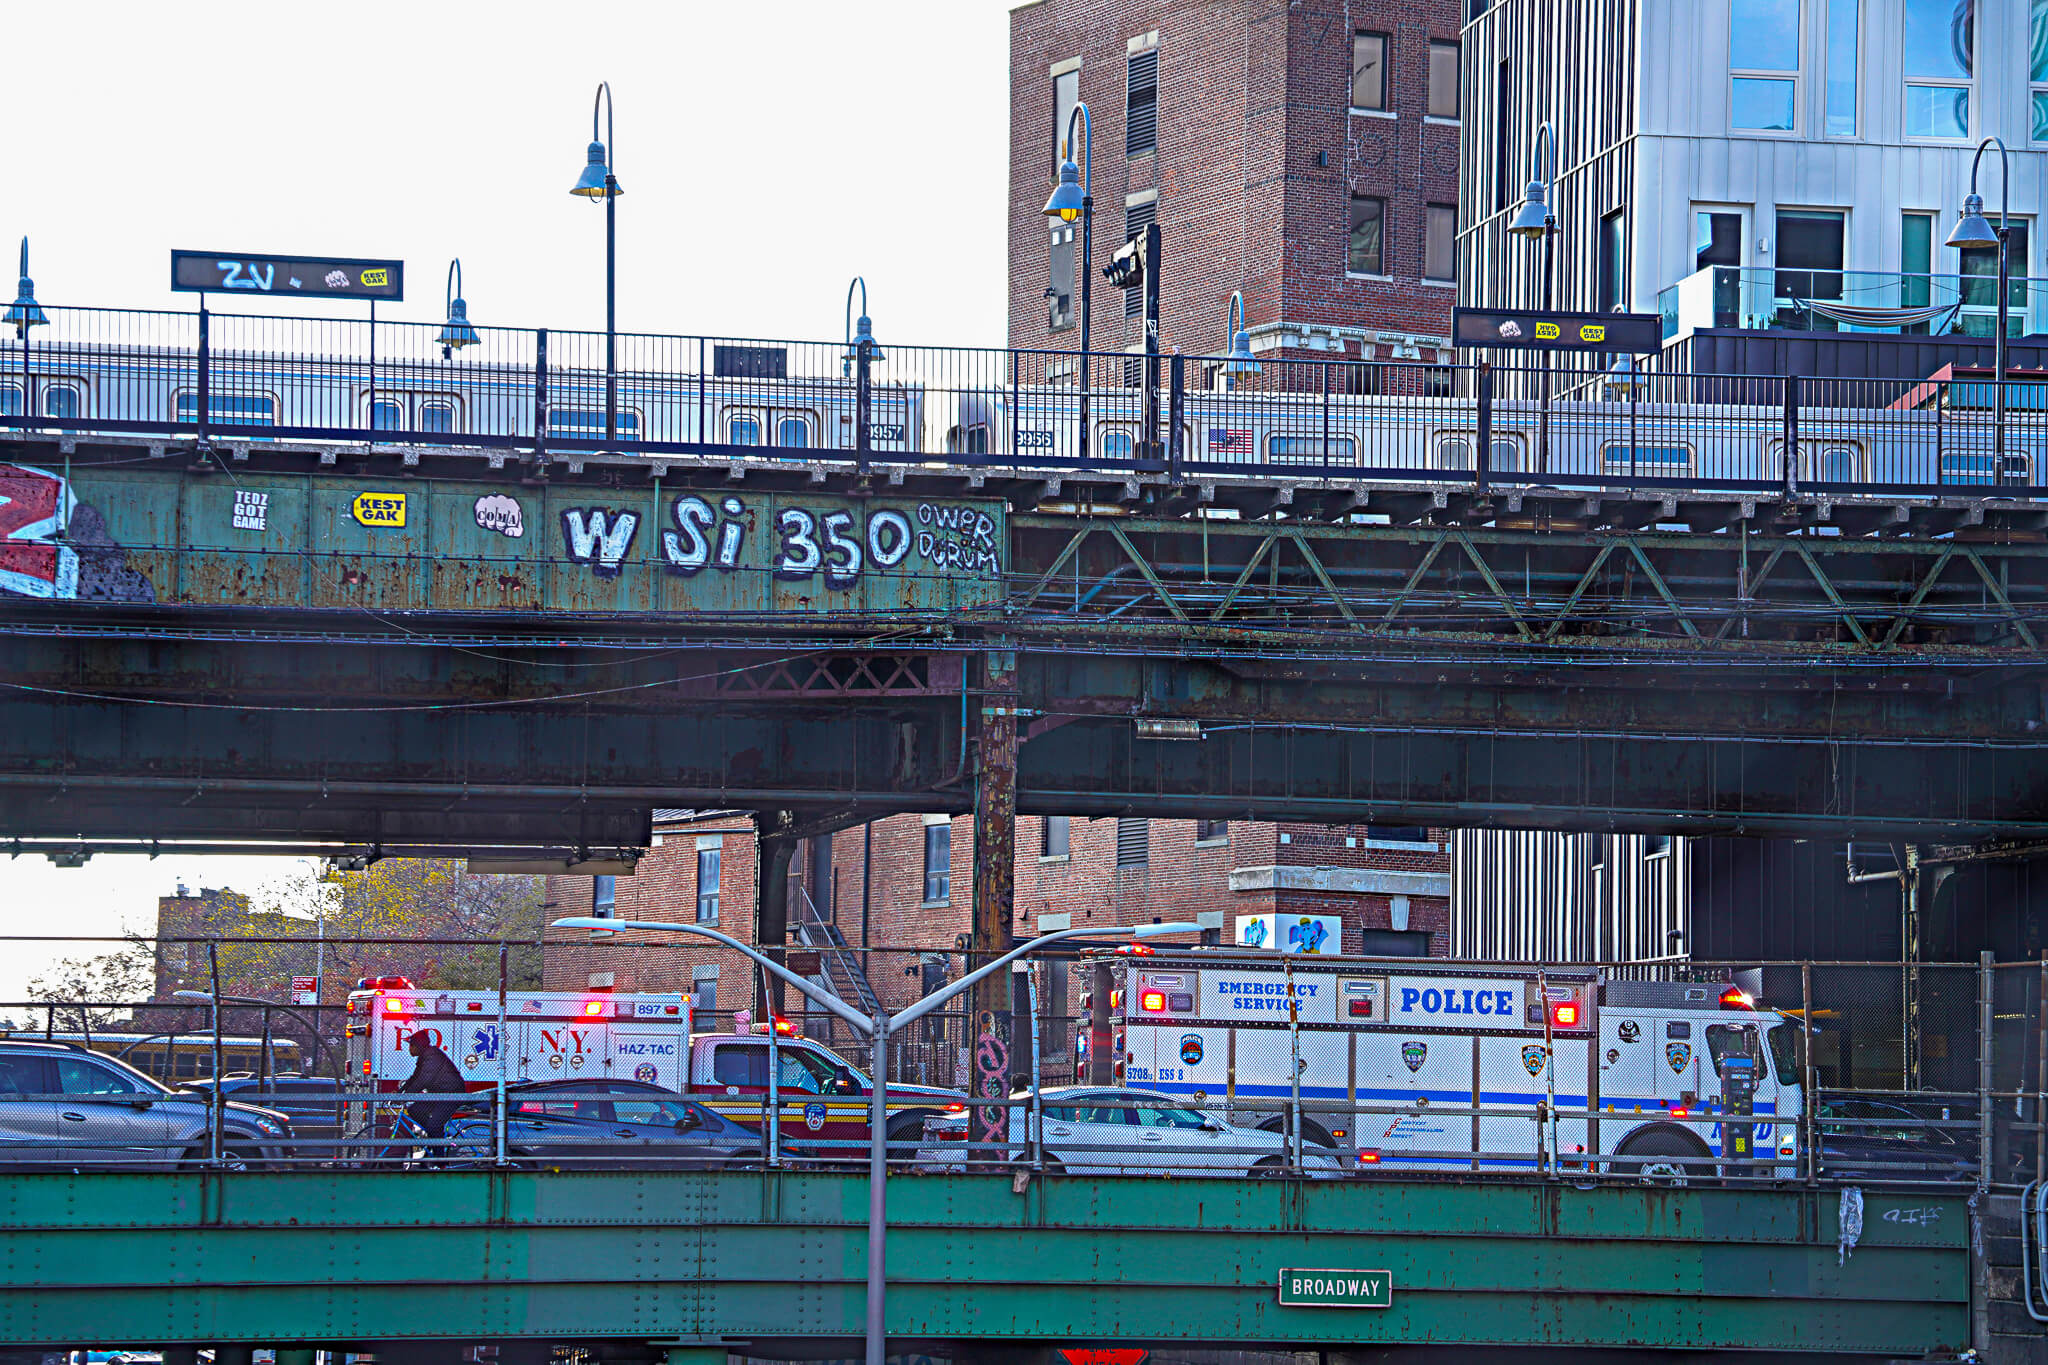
<box><xmin>917</xmin><ymin>1086</ymin><xmax>1345</xmax><ymax>1177</ymax></box>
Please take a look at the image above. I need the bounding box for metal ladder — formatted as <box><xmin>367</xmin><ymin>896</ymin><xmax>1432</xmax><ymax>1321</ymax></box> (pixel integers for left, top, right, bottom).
<box><xmin>792</xmin><ymin>883</ymin><xmax>880</xmax><ymax>1016</ymax></box>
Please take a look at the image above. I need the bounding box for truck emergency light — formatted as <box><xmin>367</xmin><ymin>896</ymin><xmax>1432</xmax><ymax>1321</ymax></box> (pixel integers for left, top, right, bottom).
<box><xmin>1140</xmin><ymin>990</ymin><xmax>1167</xmax><ymax>1012</ymax></box>
<box><xmin>1719</xmin><ymin>986</ymin><xmax>1755</xmax><ymax>1010</ymax></box>
<box><xmin>1550</xmin><ymin>1000</ymin><xmax>1581</xmax><ymax>1028</ymax></box>
<box><xmin>356</xmin><ymin>975</ymin><xmax>415</xmax><ymax>990</ymax></box>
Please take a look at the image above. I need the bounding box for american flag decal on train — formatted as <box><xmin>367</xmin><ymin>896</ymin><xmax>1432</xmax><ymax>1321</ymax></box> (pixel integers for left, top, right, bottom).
<box><xmin>1209</xmin><ymin>428</ymin><xmax>1251</xmax><ymax>452</ymax></box>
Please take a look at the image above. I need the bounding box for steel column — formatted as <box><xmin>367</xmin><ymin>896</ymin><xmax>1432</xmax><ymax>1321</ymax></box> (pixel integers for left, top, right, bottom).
<box><xmin>969</xmin><ymin>648</ymin><xmax>1020</xmax><ymax>1158</ymax></box>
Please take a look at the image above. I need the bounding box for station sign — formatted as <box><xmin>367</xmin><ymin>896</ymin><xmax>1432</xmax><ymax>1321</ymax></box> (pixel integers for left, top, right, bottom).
<box><xmin>171</xmin><ymin>250</ymin><xmax>405</xmax><ymax>301</ymax></box>
<box><xmin>1277</xmin><ymin>1268</ymin><xmax>1393</xmax><ymax>1308</ymax></box>
<box><xmin>1452</xmin><ymin>306</ymin><xmax>1662</xmax><ymax>354</ymax></box>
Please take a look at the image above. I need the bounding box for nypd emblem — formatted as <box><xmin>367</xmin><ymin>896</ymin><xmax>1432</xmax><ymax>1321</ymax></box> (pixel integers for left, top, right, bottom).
<box><xmin>633</xmin><ymin>1062</ymin><xmax>657</xmax><ymax>1084</ymax></box>
<box><xmin>1666</xmin><ymin>1041</ymin><xmax>1692</xmax><ymax>1074</ymax></box>
<box><xmin>1521</xmin><ymin>1044</ymin><xmax>1548</xmax><ymax>1077</ymax></box>
<box><xmin>1401</xmin><ymin>1040</ymin><xmax>1427</xmax><ymax>1072</ymax></box>
<box><xmin>1618</xmin><ymin>1020</ymin><xmax>1640</xmax><ymax>1043</ymax></box>
<box><xmin>1180</xmin><ymin>1033</ymin><xmax>1204</xmax><ymax>1066</ymax></box>
<box><xmin>804</xmin><ymin>1102</ymin><xmax>828</xmax><ymax>1131</ymax></box>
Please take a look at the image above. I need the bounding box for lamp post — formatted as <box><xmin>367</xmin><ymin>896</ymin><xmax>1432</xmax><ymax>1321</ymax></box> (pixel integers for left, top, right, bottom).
<box><xmin>570</xmin><ymin>82</ymin><xmax>623</xmax><ymax>444</ymax></box>
<box><xmin>5</xmin><ymin>238</ymin><xmax>48</xmax><ymax>430</ymax></box>
<box><xmin>436</xmin><ymin>259</ymin><xmax>480</xmax><ymax>362</ymax></box>
<box><xmin>1043</xmin><ymin>103</ymin><xmax>1093</xmax><ymax>461</ymax></box>
<box><xmin>552</xmin><ymin>913</ymin><xmax>1198</xmax><ymax>1365</ymax></box>
<box><xmin>843</xmin><ymin>277</ymin><xmax>884</xmax><ymax>470</ymax></box>
<box><xmin>1221</xmin><ymin>291</ymin><xmax>1258</xmax><ymax>392</ymax></box>
<box><xmin>1947</xmin><ymin>138</ymin><xmax>2013</xmax><ymax>481</ymax></box>
<box><xmin>1507</xmin><ymin>122</ymin><xmax>1559</xmax><ymax>472</ymax></box>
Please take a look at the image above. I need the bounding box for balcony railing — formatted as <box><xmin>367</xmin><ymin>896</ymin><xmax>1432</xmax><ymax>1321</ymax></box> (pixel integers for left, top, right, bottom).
<box><xmin>1659</xmin><ymin>265</ymin><xmax>2048</xmax><ymax>340</ymax></box>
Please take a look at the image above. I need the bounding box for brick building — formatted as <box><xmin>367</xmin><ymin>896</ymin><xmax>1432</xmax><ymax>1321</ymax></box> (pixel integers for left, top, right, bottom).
<box><xmin>1008</xmin><ymin>0</ymin><xmax>1462</xmax><ymax>371</ymax></box>
<box><xmin>543</xmin><ymin>812</ymin><xmax>1451</xmax><ymax>1038</ymax></box>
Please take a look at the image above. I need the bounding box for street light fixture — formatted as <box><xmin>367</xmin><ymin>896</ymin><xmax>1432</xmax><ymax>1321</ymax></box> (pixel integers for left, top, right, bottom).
<box><xmin>5</xmin><ymin>238</ymin><xmax>46</xmax><ymax>338</ymax></box>
<box><xmin>1508</xmin><ymin>122</ymin><xmax>1560</xmax><ymax>471</ymax></box>
<box><xmin>1042</xmin><ymin>102</ymin><xmax>1093</xmax><ymax>461</ymax></box>
<box><xmin>436</xmin><ymin>259</ymin><xmax>480</xmax><ymax>361</ymax></box>
<box><xmin>842</xmin><ymin>276</ymin><xmax>884</xmax><ymax>377</ymax></box>
<box><xmin>1947</xmin><ymin>137</ymin><xmax>2013</xmax><ymax>479</ymax></box>
<box><xmin>1221</xmin><ymin>291</ymin><xmax>1258</xmax><ymax>390</ymax></box>
<box><xmin>569</xmin><ymin>81</ymin><xmax>623</xmax><ymax>445</ymax></box>
<box><xmin>550</xmin><ymin>913</ymin><xmax>1200</xmax><ymax>1365</ymax></box>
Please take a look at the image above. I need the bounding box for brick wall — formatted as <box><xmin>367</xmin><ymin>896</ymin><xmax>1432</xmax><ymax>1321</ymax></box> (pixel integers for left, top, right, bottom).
<box><xmin>1008</xmin><ymin>0</ymin><xmax>1460</xmax><ymax>365</ymax></box>
<box><xmin>542</xmin><ymin>814</ymin><xmax>1452</xmax><ymax>1018</ymax></box>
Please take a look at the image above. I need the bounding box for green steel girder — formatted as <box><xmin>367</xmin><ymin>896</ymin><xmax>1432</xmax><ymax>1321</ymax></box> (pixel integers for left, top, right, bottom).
<box><xmin>0</xmin><ymin>1172</ymin><xmax>1972</xmax><ymax>1355</ymax></box>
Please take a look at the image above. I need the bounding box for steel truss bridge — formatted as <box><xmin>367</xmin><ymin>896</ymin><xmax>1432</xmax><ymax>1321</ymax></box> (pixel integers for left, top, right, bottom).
<box><xmin>2</xmin><ymin>429</ymin><xmax>2047</xmax><ymax>856</ymax></box>
<box><xmin>0</xmin><ymin>1171</ymin><xmax>1974</xmax><ymax>1358</ymax></box>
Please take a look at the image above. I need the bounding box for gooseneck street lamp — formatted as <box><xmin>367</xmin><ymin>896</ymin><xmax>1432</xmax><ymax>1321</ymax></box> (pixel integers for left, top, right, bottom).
<box><xmin>1042</xmin><ymin>102</ymin><xmax>1093</xmax><ymax>461</ymax></box>
<box><xmin>844</xmin><ymin>277</ymin><xmax>885</xmax><ymax>470</ymax></box>
<box><xmin>570</xmin><ymin>82</ymin><xmax>624</xmax><ymax>444</ymax></box>
<box><xmin>6</xmin><ymin>237</ymin><xmax>47</xmax><ymax>431</ymax></box>
<box><xmin>436</xmin><ymin>259</ymin><xmax>480</xmax><ymax>361</ymax></box>
<box><xmin>1947</xmin><ymin>138</ymin><xmax>2013</xmax><ymax>480</ymax></box>
<box><xmin>1221</xmin><ymin>290</ymin><xmax>1258</xmax><ymax>391</ymax></box>
<box><xmin>1507</xmin><ymin>121</ymin><xmax>1560</xmax><ymax>471</ymax></box>
<box><xmin>552</xmin><ymin>913</ymin><xmax>1199</xmax><ymax>1365</ymax></box>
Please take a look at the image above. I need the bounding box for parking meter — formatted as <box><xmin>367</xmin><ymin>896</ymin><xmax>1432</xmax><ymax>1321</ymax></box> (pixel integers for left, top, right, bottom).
<box><xmin>1721</xmin><ymin>1053</ymin><xmax>1757</xmax><ymax>1159</ymax></box>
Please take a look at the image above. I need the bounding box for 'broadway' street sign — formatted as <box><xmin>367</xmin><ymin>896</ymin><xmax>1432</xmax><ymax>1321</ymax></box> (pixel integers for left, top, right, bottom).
<box><xmin>1277</xmin><ymin>1268</ymin><xmax>1393</xmax><ymax>1308</ymax></box>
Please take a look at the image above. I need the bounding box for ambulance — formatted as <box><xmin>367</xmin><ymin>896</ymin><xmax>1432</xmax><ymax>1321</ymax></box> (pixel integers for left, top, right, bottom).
<box><xmin>1092</xmin><ymin>950</ymin><xmax>1803</xmax><ymax>1180</ymax></box>
<box><xmin>343</xmin><ymin>976</ymin><xmax>965</xmax><ymax>1153</ymax></box>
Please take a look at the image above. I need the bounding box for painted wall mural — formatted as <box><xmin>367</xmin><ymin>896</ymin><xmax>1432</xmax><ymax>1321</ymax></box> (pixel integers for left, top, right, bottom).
<box><xmin>0</xmin><ymin>464</ymin><xmax>155</xmax><ymax>603</ymax></box>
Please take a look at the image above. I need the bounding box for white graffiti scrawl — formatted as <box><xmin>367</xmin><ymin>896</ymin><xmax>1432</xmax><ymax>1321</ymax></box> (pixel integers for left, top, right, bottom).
<box><xmin>914</xmin><ymin>503</ymin><xmax>1001</xmax><ymax>573</ymax></box>
<box><xmin>560</xmin><ymin>507</ymin><xmax>640</xmax><ymax>578</ymax></box>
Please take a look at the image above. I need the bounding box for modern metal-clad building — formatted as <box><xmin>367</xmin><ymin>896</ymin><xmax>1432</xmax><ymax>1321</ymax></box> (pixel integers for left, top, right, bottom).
<box><xmin>1450</xmin><ymin>831</ymin><xmax>1689</xmax><ymax>961</ymax></box>
<box><xmin>1460</xmin><ymin>0</ymin><xmax>2048</xmax><ymax>336</ymax></box>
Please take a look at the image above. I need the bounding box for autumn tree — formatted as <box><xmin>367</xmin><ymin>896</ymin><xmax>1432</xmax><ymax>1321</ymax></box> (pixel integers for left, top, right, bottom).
<box><xmin>24</xmin><ymin>938</ymin><xmax>157</xmax><ymax>1034</ymax></box>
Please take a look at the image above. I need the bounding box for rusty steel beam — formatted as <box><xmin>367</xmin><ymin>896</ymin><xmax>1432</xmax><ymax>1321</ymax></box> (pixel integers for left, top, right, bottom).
<box><xmin>967</xmin><ymin>647</ymin><xmax>1019</xmax><ymax>1156</ymax></box>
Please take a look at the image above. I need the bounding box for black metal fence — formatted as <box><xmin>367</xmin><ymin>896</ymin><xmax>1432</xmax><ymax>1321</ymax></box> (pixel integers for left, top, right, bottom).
<box><xmin>4</xmin><ymin>304</ymin><xmax>2046</xmax><ymax>497</ymax></box>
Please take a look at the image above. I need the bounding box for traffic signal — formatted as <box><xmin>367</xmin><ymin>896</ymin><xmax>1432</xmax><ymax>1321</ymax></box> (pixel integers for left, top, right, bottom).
<box><xmin>1103</xmin><ymin>233</ymin><xmax>1146</xmax><ymax>290</ymax></box>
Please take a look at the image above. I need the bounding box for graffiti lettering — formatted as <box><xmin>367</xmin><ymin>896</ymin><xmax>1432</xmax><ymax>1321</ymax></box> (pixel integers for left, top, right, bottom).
<box><xmin>0</xmin><ymin>464</ymin><xmax>77</xmax><ymax>598</ymax></box>
<box><xmin>914</xmin><ymin>501</ymin><xmax>1001</xmax><ymax>574</ymax></box>
<box><xmin>820</xmin><ymin>509</ymin><xmax>862</xmax><ymax>587</ymax></box>
<box><xmin>868</xmin><ymin>509</ymin><xmax>911</xmax><ymax>568</ymax></box>
<box><xmin>561</xmin><ymin>507</ymin><xmax>640</xmax><ymax>577</ymax></box>
<box><xmin>776</xmin><ymin>508</ymin><xmax>823</xmax><ymax>578</ymax></box>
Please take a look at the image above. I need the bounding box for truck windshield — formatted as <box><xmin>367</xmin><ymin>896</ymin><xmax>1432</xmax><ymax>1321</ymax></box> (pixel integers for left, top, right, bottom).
<box><xmin>1765</xmin><ymin>1022</ymin><xmax>1802</xmax><ymax>1086</ymax></box>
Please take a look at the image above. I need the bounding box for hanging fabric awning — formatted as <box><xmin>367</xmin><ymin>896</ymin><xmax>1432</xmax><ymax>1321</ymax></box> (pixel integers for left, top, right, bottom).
<box><xmin>1793</xmin><ymin>298</ymin><xmax>1963</xmax><ymax>330</ymax></box>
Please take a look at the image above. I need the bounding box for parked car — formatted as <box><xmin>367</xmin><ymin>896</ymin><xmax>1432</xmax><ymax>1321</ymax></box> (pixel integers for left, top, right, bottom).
<box><xmin>440</xmin><ymin>1078</ymin><xmax>765</xmax><ymax>1168</ymax></box>
<box><xmin>182</xmin><ymin>1075</ymin><xmax>343</xmax><ymax>1143</ymax></box>
<box><xmin>919</xmin><ymin>1085</ymin><xmax>1345</xmax><ymax>1177</ymax></box>
<box><xmin>1816</xmin><ymin>1096</ymin><xmax>1978</xmax><ymax>1182</ymax></box>
<box><xmin>0</xmin><ymin>1039</ymin><xmax>293</xmax><ymax>1168</ymax></box>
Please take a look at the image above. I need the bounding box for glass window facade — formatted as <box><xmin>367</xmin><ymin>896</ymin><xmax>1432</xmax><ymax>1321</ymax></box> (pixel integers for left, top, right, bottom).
<box><xmin>1731</xmin><ymin>0</ymin><xmax>1799</xmax><ymax>131</ymax></box>
<box><xmin>1904</xmin><ymin>0</ymin><xmax>1972</xmax><ymax>137</ymax></box>
<box><xmin>1825</xmin><ymin>0</ymin><xmax>1859</xmax><ymax>135</ymax></box>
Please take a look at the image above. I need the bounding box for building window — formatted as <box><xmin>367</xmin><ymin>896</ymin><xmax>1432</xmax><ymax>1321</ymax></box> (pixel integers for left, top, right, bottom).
<box><xmin>1775</xmin><ymin>208</ymin><xmax>1846</xmax><ymax>314</ymax></box>
<box><xmin>1351</xmin><ymin>32</ymin><xmax>1388</xmax><ymax>111</ymax></box>
<box><xmin>1124</xmin><ymin>199</ymin><xmax>1156</xmax><ymax>317</ymax></box>
<box><xmin>1825</xmin><ymin>0</ymin><xmax>1860</xmax><ymax>136</ymax></box>
<box><xmin>592</xmin><ymin>874</ymin><xmax>616</xmax><ymax>918</ymax></box>
<box><xmin>1598</xmin><ymin>209</ymin><xmax>1627</xmax><ymax>312</ymax></box>
<box><xmin>1960</xmin><ymin>222</ymin><xmax>2030</xmax><ymax>335</ymax></box>
<box><xmin>1646</xmin><ymin>834</ymin><xmax>1674</xmax><ymax>858</ymax></box>
<box><xmin>1348</xmin><ymin>196</ymin><xmax>1386</xmax><ymax>276</ymax></box>
<box><xmin>1903</xmin><ymin>0</ymin><xmax>1972</xmax><ymax>138</ymax></box>
<box><xmin>692</xmin><ymin>965</ymin><xmax>718</xmax><ymax>1014</ymax></box>
<box><xmin>695</xmin><ymin>848</ymin><xmax>721</xmax><ymax>924</ymax></box>
<box><xmin>1428</xmin><ymin>41</ymin><xmax>1460</xmax><ymax>118</ymax></box>
<box><xmin>1041</xmin><ymin>816</ymin><xmax>1070</xmax><ymax>858</ymax></box>
<box><xmin>1494</xmin><ymin>60</ymin><xmax>1512</xmax><ymax>211</ymax></box>
<box><xmin>1425</xmin><ymin>205</ymin><xmax>1456</xmax><ymax>281</ymax></box>
<box><xmin>1053</xmin><ymin>66</ymin><xmax>1079</xmax><ymax>173</ymax></box>
<box><xmin>1115</xmin><ymin>818</ymin><xmax>1149</xmax><ymax>867</ymax></box>
<box><xmin>1730</xmin><ymin>0</ymin><xmax>1799</xmax><ymax>131</ymax></box>
<box><xmin>2034</xmin><ymin>0</ymin><xmax>2048</xmax><ymax>140</ymax></box>
<box><xmin>923</xmin><ymin>820</ymin><xmax>952</xmax><ymax>903</ymax></box>
<box><xmin>1367</xmin><ymin>825</ymin><xmax>1432</xmax><ymax>845</ymax></box>
<box><xmin>1126</xmin><ymin>48</ymin><xmax>1158</xmax><ymax>155</ymax></box>
<box><xmin>1194</xmin><ymin>819</ymin><xmax>1228</xmax><ymax>844</ymax></box>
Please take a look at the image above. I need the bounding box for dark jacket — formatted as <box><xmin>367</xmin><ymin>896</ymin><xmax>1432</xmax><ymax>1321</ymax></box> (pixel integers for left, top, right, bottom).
<box><xmin>399</xmin><ymin>1044</ymin><xmax>467</xmax><ymax>1137</ymax></box>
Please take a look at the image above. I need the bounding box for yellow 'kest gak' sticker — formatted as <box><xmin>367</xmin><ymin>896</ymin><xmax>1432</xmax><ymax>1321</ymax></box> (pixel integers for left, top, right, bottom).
<box><xmin>1534</xmin><ymin>322</ymin><xmax>1562</xmax><ymax>340</ymax></box>
<box><xmin>352</xmin><ymin>492</ymin><xmax>407</xmax><ymax>528</ymax></box>
<box><xmin>360</xmin><ymin>268</ymin><xmax>391</xmax><ymax>288</ymax></box>
<box><xmin>1580</xmin><ymin>324</ymin><xmax>1607</xmax><ymax>343</ymax></box>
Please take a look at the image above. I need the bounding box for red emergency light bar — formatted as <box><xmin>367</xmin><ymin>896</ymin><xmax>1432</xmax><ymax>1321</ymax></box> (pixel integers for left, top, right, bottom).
<box><xmin>1140</xmin><ymin>990</ymin><xmax>1167</xmax><ymax>1012</ymax></box>
<box><xmin>356</xmin><ymin>975</ymin><xmax>415</xmax><ymax>991</ymax></box>
<box><xmin>1115</xmin><ymin>944</ymin><xmax>1156</xmax><ymax>956</ymax></box>
<box><xmin>1719</xmin><ymin>986</ymin><xmax>1755</xmax><ymax>1010</ymax></box>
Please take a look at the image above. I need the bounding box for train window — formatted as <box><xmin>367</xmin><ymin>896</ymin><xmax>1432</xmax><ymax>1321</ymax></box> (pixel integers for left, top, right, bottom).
<box><xmin>729</xmin><ymin>416</ymin><xmax>763</xmax><ymax>445</ymax></box>
<box><xmin>549</xmin><ymin>408</ymin><xmax>640</xmax><ymax>438</ymax></box>
<box><xmin>42</xmin><ymin>385</ymin><xmax>79</xmax><ymax>419</ymax></box>
<box><xmin>370</xmin><ymin>399</ymin><xmax>403</xmax><ymax>431</ymax></box>
<box><xmin>1940</xmin><ymin>451</ymin><xmax>2032</xmax><ymax>485</ymax></box>
<box><xmin>1101</xmin><ymin>429</ymin><xmax>1135</xmax><ymax>460</ymax></box>
<box><xmin>1601</xmin><ymin>442</ymin><xmax>1694</xmax><ymax>474</ymax></box>
<box><xmin>1437</xmin><ymin>434</ymin><xmax>1528</xmax><ymax>472</ymax></box>
<box><xmin>177</xmin><ymin>393</ymin><xmax>276</xmax><ymax>428</ymax></box>
<box><xmin>775</xmin><ymin>417</ymin><xmax>811</xmax><ymax>448</ymax></box>
<box><xmin>1269</xmin><ymin>435</ymin><xmax>1357</xmax><ymax>464</ymax></box>
<box><xmin>0</xmin><ymin>385</ymin><xmax>17</xmax><ymax>415</ymax></box>
<box><xmin>420</xmin><ymin>401</ymin><xmax>456</xmax><ymax>434</ymax></box>
<box><xmin>1813</xmin><ymin>445</ymin><xmax>1860</xmax><ymax>482</ymax></box>
<box><xmin>963</xmin><ymin>424</ymin><xmax>988</xmax><ymax>455</ymax></box>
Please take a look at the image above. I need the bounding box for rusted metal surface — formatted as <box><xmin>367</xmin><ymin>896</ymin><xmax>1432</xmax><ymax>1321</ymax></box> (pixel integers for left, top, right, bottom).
<box><xmin>969</xmin><ymin>648</ymin><xmax>1020</xmax><ymax>1153</ymax></box>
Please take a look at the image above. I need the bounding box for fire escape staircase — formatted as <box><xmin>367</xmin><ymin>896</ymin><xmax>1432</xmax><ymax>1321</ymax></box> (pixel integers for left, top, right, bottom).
<box><xmin>793</xmin><ymin>883</ymin><xmax>879</xmax><ymax>1017</ymax></box>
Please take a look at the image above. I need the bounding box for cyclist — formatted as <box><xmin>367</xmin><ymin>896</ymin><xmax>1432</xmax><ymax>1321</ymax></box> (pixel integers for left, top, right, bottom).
<box><xmin>398</xmin><ymin>1032</ymin><xmax>466</xmax><ymax>1138</ymax></box>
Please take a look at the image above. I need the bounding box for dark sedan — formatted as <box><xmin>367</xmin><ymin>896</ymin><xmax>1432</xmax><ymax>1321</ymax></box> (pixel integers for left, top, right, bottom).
<box><xmin>441</xmin><ymin>1079</ymin><xmax>763</xmax><ymax>1169</ymax></box>
<box><xmin>1817</xmin><ymin>1097</ymin><xmax>1978</xmax><ymax>1183</ymax></box>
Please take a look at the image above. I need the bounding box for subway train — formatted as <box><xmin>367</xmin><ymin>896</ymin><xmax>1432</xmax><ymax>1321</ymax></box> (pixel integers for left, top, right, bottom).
<box><xmin>3</xmin><ymin>331</ymin><xmax>2040</xmax><ymax>493</ymax></box>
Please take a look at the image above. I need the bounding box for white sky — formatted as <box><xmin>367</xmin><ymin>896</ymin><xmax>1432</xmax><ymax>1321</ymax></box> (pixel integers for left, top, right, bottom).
<box><xmin>0</xmin><ymin>0</ymin><xmax>1013</xmax><ymax>1000</ymax></box>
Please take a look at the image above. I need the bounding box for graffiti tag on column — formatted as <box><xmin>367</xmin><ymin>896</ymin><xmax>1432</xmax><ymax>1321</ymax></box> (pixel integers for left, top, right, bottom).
<box><xmin>633</xmin><ymin>494</ymin><xmax>999</xmax><ymax>585</ymax></box>
<box><xmin>561</xmin><ymin>507</ymin><xmax>640</xmax><ymax>578</ymax></box>
<box><xmin>973</xmin><ymin>1030</ymin><xmax>1011</xmax><ymax>1145</ymax></box>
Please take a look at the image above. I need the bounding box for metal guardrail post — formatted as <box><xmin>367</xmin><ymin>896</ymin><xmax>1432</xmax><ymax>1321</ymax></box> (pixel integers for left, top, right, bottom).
<box><xmin>1167</xmin><ymin>353</ymin><xmax>1184</xmax><ymax>482</ymax></box>
<box><xmin>533</xmin><ymin>329</ymin><xmax>549</xmax><ymax>463</ymax></box>
<box><xmin>208</xmin><ymin>942</ymin><xmax>224</xmax><ymax>1167</ymax></box>
<box><xmin>196</xmin><ymin>302</ymin><xmax>211</xmax><ymax>444</ymax></box>
<box><xmin>1286</xmin><ymin>956</ymin><xmax>1302</xmax><ymax>1167</ymax></box>
<box><xmin>1475</xmin><ymin>363</ymin><xmax>1493</xmax><ymax>495</ymax></box>
<box><xmin>856</xmin><ymin>336</ymin><xmax>872</xmax><ymax>476</ymax></box>
<box><xmin>2036</xmin><ymin>953</ymin><xmax>2047</xmax><ymax>1185</ymax></box>
<box><xmin>1782</xmin><ymin>372</ymin><xmax>1799</xmax><ymax>497</ymax></box>
<box><xmin>495</xmin><ymin>945</ymin><xmax>509</xmax><ymax>1168</ymax></box>
<box><xmin>1801</xmin><ymin>961</ymin><xmax>1818</xmax><ymax>1187</ymax></box>
<box><xmin>1982</xmin><ymin>949</ymin><xmax>1997</xmax><ymax>1191</ymax></box>
<box><xmin>1028</xmin><ymin>960</ymin><xmax>1043</xmax><ymax>1171</ymax></box>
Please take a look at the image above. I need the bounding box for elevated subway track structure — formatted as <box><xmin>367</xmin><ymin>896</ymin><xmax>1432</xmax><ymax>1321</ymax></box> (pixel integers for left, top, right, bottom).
<box><xmin>2</xmin><ymin>411</ymin><xmax>2048</xmax><ymax>853</ymax></box>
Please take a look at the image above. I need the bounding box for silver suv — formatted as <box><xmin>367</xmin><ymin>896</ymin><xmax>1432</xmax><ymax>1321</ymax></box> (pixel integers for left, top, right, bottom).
<box><xmin>0</xmin><ymin>1040</ymin><xmax>293</xmax><ymax>1168</ymax></box>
